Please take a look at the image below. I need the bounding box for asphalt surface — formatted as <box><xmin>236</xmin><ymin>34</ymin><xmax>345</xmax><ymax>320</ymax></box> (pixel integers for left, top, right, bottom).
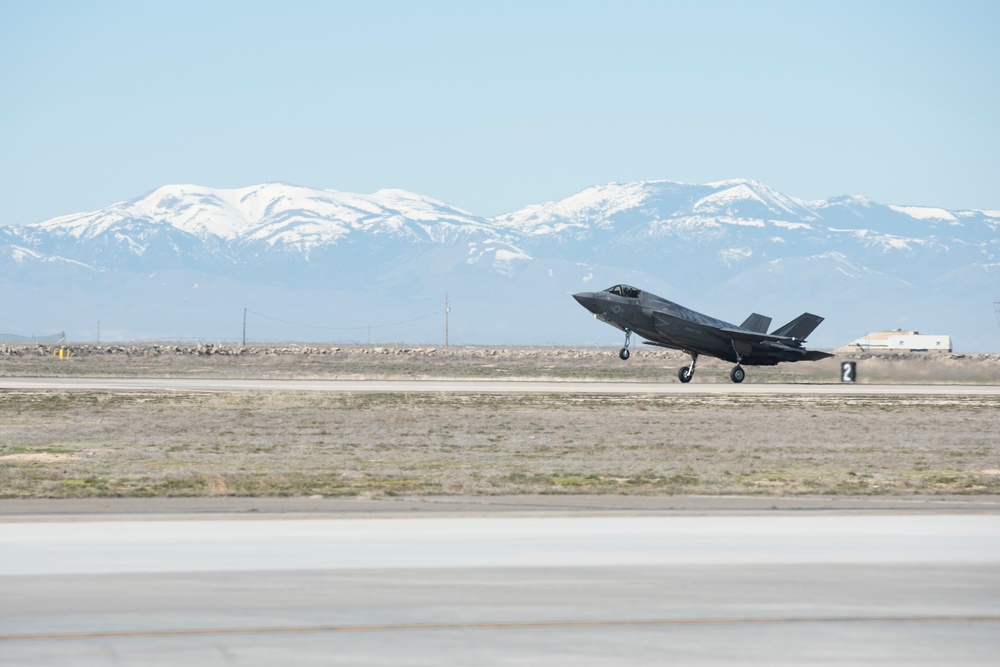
<box><xmin>2</xmin><ymin>511</ymin><xmax>999</xmax><ymax>666</ymax></box>
<box><xmin>3</xmin><ymin>377</ymin><xmax>999</xmax><ymax>664</ymax></box>
<box><xmin>2</xmin><ymin>376</ymin><xmax>1000</xmax><ymax>395</ymax></box>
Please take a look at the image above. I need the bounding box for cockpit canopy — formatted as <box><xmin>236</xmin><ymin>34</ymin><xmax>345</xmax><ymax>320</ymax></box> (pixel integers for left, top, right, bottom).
<box><xmin>604</xmin><ymin>284</ymin><xmax>641</xmax><ymax>298</ymax></box>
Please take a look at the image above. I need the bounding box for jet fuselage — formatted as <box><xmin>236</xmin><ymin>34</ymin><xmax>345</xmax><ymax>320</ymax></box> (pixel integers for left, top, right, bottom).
<box><xmin>573</xmin><ymin>285</ymin><xmax>831</xmax><ymax>378</ymax></box>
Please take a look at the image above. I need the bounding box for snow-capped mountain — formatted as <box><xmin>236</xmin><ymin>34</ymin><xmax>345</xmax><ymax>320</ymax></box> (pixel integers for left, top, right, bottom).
<box><xmin>493</xmin><ymin>179</ymin><xmax>821</xmax><ymax>236</ymax></box>
<box><xmin>1</xmin><ymin>179</ymin><xmax>997</xmax><ymax>351</ymax></box>
<box><xmin>31</xmin><ymin>183</ymin><xmax>498</xmax><ymax>244</ymax></box>
<box><xmin>493</xmin><ymin>178</ymin><xmax>994</xmax><ymax>261</ymax></box>
<box><xmin>10</xmin><ymin>183</ymin><xmax>509</xmax><ymax>270</ymax></box>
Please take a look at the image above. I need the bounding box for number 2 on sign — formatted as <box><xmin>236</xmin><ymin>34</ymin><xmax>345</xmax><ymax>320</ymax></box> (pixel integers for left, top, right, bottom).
<box><xmin>842</xmin><ymin>363</ymin><xmax>854</xmax><ymax>382</ymax></box>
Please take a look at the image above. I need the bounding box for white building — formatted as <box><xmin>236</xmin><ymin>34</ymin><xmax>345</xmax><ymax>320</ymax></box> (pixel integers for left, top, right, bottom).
<box><xmin>851</xmin><ymin>330</ymin><xmax>952</xmax><ymax>352</ymax></box>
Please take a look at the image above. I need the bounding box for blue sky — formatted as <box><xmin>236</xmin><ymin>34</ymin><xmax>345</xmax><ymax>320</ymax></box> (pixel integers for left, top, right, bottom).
<box><xmin>2</xmin><ymin>1</ymin><xmax>998</xmax><ymax>224</ymax></box>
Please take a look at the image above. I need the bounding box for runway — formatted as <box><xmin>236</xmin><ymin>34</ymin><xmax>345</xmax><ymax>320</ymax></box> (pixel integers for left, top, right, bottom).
<box><xmin>2</xmin><ymin>376</ymin><xmax>999</xmax><ymax>395</ymax></box>
<box><xmin>3</xmin><ymin>513</ymin><xmax>999</xmax><ymax>665</ymax></box>
<box><xmin>3</xmin><ymin>376</ymin><xmax>998</xmax><ymax>663</ymax></box>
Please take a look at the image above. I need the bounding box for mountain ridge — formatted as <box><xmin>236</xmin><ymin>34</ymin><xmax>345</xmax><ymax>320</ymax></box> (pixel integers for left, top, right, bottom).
<box><xmin>1</xmin><ymin>178</ymin><xmax>997</xmax><ymax>351</ymax></box>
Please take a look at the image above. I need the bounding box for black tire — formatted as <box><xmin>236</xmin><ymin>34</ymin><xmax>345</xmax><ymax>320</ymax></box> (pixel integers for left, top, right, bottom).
<box><xmin>619</xmin><ymin>348</ymin><xmax>630</xmax><ymax>361</ymax></box>
<box><xmin>730</xmin><ymin>366</ymin><xmax>745</xmax><ymax>383</ymax></box>
<box><xmin>678</xmin><ymin>367</ymin><xmax>693</xmax><ymax>383</ymax></box>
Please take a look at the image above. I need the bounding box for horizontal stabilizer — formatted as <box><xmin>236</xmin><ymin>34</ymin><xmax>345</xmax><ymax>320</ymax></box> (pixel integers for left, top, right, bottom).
<box><xmin>771</xmin><ymin>313</ymin><xmax>824</xmax><ymax>340</ymax></box>
<box><xmin>740</xmin><ymin>313</ymin><xmax>772</xmax><ymax>334</ymax></box>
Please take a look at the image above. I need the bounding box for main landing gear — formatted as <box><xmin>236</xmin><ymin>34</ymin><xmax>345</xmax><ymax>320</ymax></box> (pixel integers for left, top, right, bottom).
<box><xmin>619</xmin><ymin>331</ymin><xmax>632</xmax><ymax>360</ymax></box>
<box><xmin>729</xmin><ymin>340</ymin><xmax>747</xmax><ymax>383</ymax></box>
<box><xmin>677</xmin><ymin>355</ymin><xmax>744</xmax><ymax>383</ymax></box>
<box><xmin>677</xmin><ymin>353</ymin><xmax>697</xmax><ymax>383</ymax></box>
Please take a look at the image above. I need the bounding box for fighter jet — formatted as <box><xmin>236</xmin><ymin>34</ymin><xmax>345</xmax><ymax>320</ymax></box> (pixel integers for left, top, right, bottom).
<box><xmin>573</xmin><ymin>284</ymin><xmax>832</xmax><ymax>383</ymax></box>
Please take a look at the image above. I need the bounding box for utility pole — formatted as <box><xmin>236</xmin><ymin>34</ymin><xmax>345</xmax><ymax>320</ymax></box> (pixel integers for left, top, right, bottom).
<box><xmin>96</xmin><ymin>320</ymin><xmax>100</xmax><ymax>344</ymax></box>
<box><xmin>242</xmin><ymin>308</ymin><xmax>247</xmax><ymax>347</ymax></box>
<box><xmin>445</xmin><ymin>293</ymin><xmax>450</xmax><ymax>348</ymax></box>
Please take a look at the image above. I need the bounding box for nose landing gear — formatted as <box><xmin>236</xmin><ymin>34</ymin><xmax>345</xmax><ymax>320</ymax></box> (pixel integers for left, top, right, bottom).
<box><xmin>730</xmin><ymin>365</ymin><xmax>745</xmax><ymax>383</ymax></box>
<box><xmin>619</xmin><ymin>331</ymin><xmax>632</xmax><ymax>360</ymax></box>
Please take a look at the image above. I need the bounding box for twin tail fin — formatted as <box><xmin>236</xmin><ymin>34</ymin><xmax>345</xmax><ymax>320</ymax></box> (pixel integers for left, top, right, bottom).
<box><xmin>740</xmin><ymin>313</ymin><xmax>772</xmax><ymax>334</ymax></box>
<box><xmin>770</xmin><ymin>313</ymin><xmax>824</xmax><ymax>340</ymax></box>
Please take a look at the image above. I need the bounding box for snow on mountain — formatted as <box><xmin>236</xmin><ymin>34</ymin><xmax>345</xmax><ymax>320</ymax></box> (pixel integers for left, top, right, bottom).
<box><xmin>0</xmin><ymin>244</ymin><xmax>94</xmax><ymax>270</ymax></box>
<box><xmin>465</xmin><ymin>240</ymin><xmax>533</xmax><ymax>276</ymax></box>
<box><xmin>696</xmin><ymin>179</ymin><xmax>817</xmax><ymax>220</ymax></box>
<box><xmin>492</xmin><ymin>178</ymin><xmax>820</xmax><ymax>237</ymax></box>
<box><xmin>491</xmin><ymin>181</ymin><xmax>656</xmax><ymax>235</ymax></box>
<box><xmin>17</xmin><ymin>183</ymin><xmax>503</xmax><ymax>261</ymax></box>
<box><xmin>234</xmin><ymin>185</ymin><xmax>499</xmax><ymax>252</ymax></box>
<box><xmin>494</xmin><ymin>178</ymin><xmax>995</xmax><ymax>268</ymax></box>
<box><xmin>887</xmin><ymin>205</ymin><xmax>959</xmax><ymax>222</ymax></box>
<box><xmin>2</xmin><ymin>179</ymin><xmax>997</xmax><ymax>350</ymax></box>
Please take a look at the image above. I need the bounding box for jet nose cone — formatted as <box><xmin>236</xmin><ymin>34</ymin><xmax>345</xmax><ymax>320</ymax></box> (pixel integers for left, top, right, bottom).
<box><xmin>573</xmin><ymin>292</ymin><xmax>599</xmax><ymax>311</ymax></box>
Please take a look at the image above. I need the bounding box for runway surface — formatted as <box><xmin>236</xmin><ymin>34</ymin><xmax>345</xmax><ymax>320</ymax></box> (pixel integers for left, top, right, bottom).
<box><xmin>3</xmin><ymin>376</ymin><xmax>999</xmax><ymax>663</ymax></box>
<box><xmin>2</xmin><ymin>376</ymin><xmax>999</xmax><ymax>395</ymax></box>
<box><xmin>3</xmin><ymin>513</ymin><xmax>999</xmax><ymax>665</ymax></box>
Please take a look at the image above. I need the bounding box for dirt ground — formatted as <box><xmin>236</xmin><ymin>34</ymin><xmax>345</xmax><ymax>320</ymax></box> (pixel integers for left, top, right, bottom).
<box><xmin>2</xmin><ymin>342</ymin><xmax>999</xmax><ymax>383</ymax></box>
<box><xmin>1</xmin><ymin>345</ymin><xmax>998</xmax><ymax>499</ymax></box>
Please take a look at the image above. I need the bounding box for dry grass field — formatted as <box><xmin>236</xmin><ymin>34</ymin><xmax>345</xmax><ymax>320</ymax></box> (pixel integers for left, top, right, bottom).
<box><xmin>2</xmin><ymin>342</ymin><xmax>1000</xmax><ymax>382</ymax></box>
<box><xmin>1</xmin><ymin>345</ymin><xmax>998</xmax><ymax>499</ymax></box>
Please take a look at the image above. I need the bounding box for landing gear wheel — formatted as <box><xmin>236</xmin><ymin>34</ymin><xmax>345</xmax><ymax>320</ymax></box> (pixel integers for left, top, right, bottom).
<box><xmin>678</xmin><ymin>367</ymin><xmax>693</xmax><ymax>383</ymax></box>
<box><xmin>730</xmin><ymin>366</ymin><xmax>745</xmax><ymax>383</ymax></box>
<box><xmin>618</xmin><ymin>331</ymin><xmax>632</xmax><ymax>361</ymax></box>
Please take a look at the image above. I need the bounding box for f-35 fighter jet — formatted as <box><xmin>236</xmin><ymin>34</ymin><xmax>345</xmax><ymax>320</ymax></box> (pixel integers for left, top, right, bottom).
<box><xmin>573</xmin><ymin>284</ymin><xmax>832</xmax><ymax>383</ymax></box>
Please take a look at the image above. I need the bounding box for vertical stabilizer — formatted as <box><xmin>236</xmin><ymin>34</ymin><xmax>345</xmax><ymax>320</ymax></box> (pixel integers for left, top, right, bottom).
<box><xmin>771</xmin><ymin>313</ymin><xmax>824</xmax><ymax>340</ymax></box>
<box><xmin>740</xmin><ymin>313</ymin><xmax>772</xmax><ymax>333</ymax></box>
